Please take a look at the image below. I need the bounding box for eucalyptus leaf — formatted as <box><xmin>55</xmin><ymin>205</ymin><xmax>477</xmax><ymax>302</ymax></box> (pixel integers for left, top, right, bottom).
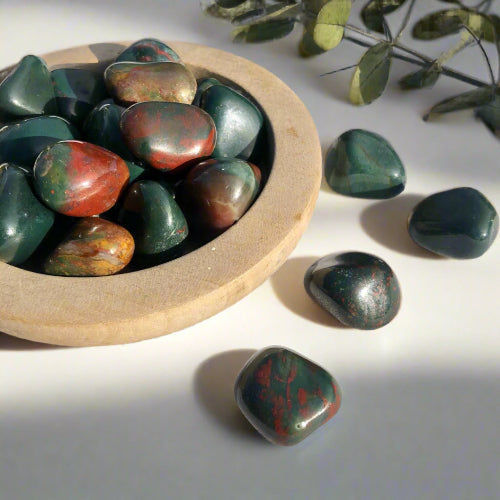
<box><xmin>203</xmin><ymin>0</ymin><xmax>264</xmax><ymax>21</ymax></box>
<box><xmin>231</xmin><ymin>18</ymin><xmax>296</xmax><ymax>42</ymax></box>
<box><xmin>299</xmin><ymin>25</ymin><xmax>328</xmax><ymax>57</ymax></box>
<box><xmin>232</xmin><ymin>3</ymin><xmax>301</xmax><ymax>25</ymax></box>
<box><xmin>399</xmin><ymin>66</ymin><xmax>440</xmax><ymax>90</ymax></box>
<box><xmin>361</xmin><ymin>0</ymin><xmax>408</xmax><ymax>34</ymax></box>
<box><xmin>476</xmin><ymin>95</ymin><xmax>500</xmax><ymax>135</ymax></box>
<box><xmin>424</xmin><ymin>87</ymin><xmax>495</xmax><ymax>120</ymax></box>
<box><xmin>313</xmin><ymin>0</ymin><xmax>352</xmax><ymax>51</ymax></box>
<box><xmin>349</xmin><ymin>42</ymin><xmax>392</xmax><ymax>105</ymax></box>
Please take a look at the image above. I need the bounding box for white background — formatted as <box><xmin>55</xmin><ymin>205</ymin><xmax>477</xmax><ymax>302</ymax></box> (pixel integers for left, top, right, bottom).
<box><xmin>1</xmin><ymin>1</ymin><xmax>499</xmax><ymax>499</ymax></box>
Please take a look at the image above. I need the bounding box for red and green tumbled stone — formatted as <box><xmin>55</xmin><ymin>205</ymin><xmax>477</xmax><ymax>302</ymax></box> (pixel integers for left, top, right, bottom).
<box><xmin>115</xmin><ymin>38</ymin><xmax>181</xmax><ymax>63</ymax></box>
<box><xmin>235</xmin><ymin>347</ymin><xmax>342</xmax><ymax>446</ymax></box>
<box><xmin>33</xmin><ymin>140</ymin><xmax>129</xmax><ymax>217</ymax></box>
<box><xmin>120</xmin><ymin>101</ymin><xmax>216</xmax><ymax>172</ymax></box>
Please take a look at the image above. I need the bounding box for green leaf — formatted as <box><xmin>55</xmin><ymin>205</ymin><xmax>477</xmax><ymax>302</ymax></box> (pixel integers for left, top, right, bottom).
<box><xmin>231</xmin><ymin>19</ymin><xmax>296</xmax><ymax>42</ymax></box>
<box><xmin>313</xmin><ymin>0</ymin><xmax>352</xmax><ymax>51</ymax></box>
<box><xmin>203</xmin><ymin>0</ymin><xmax>264</xmax><ymax>21</ymax></box>
<box><xmin>424</xmin><ymin>87</ymin><xmax>495</xmax><ymax>120</ymax></box>
<box><xmin>232</xmin><ymin>3</ymin><xmax>301</xmax><ymax>25</ymax></box>
<box><xmin>476</xmin><ymin>95</ymin><xmax>500</xmax><ymax>135</ymax></box>
<box><xmin>361</xmin><ymin>0</ymin><xmax>408</xmax><ymax>34</ymax></box>
<box><xmin>349</xmin><ymin>42</ymin><xmax>392</xmax><ymax>105</ymax></box>
<box><xmin>303</xmin><ymin>0</ymin><xmax>330</xmax><ymax>15</ymax></box>
<box><xmin>299</xmin><ymin>25</ymin><xmax>328</xmax><ymax>57</ymax></box>
<box><xmin>399</xmin><ymin>66</ymin><xmax>440</xmax><ymax>90</ymax></box>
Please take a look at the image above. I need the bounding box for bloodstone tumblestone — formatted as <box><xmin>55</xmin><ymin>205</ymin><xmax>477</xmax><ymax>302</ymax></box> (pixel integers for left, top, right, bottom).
<box><xmin>177</xmin><ymin>158</ymin><xmax>261</xmax><ymax>240</ymax></box>
<box><xmin>115</xmin><ymin>38</ymin><xmax>181</xmax><ymax>63</ymax></box>
<box><xmin>104</xmin><ymin>61</ymin><xmax>196</xmax><ymax>105</ymax></box>
<box><xmin>408</xmin><ymin>187</ymin><xmax>498</xmax><ymax>259</ymax></box>
<box><xmin>235</xmin><ymin>346</ymin><xmax>342</xmax><ymax>446</ymax></box>
<box><xmin>44</xmin><ymin>218</ymin><xmax>134</xmax><ymax>276</ymax></box>
<box><xmin>120</xmin><ymin>101</ymin><xmax>216</xmax><ymax>172</ymax></box>
<box><xmin>192</xmin><ymin>77</ymin><xmax>221</xmax><ymax>107</ymax></box>
<box><xmin>324</xmin><ymin>129</ymin><xmax>406</xmax><ymax>199</ymax></box>
<box><xmin>33</xmin><ymin>140</ymin><xmax>129</xmax><ymax>217</ymax></box>
<box><xmin>0</xmin><ymin>163</ymin><xmax>55</xmax><ymax>265</ymax></box>
<box><xmin>304</xmin><ymin>252</ymin><xmax>401</xmax><ymax>329</ymax></box>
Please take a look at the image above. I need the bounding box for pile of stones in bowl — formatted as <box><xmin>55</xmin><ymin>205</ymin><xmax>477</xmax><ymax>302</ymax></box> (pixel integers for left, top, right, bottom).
<box><xmin>0</xmin><ymin>38</ymin><xmax>265</xmax><ymax>276</ymax></box>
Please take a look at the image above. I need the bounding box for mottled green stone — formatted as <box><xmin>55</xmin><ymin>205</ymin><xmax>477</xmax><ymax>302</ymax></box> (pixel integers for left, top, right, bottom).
<box><xmin>408</xmin><ymin>187</ymin><xmax>498</xmax><ymax>259</ymax></box>
<box><xmin>304</xmin><ymin>252</ymin><xmax>401</xmax><ymax>329</ymax></box>
<box><xmin>118</xmin><ymin>179</ymin><xmax>188</xmax><ymax>261</ymax></box>
<box><xmin>200</xmin><ymin>84</ymin><xmax>263</xmax><ymax>160</ymax></box>
<box><xmin>0</xmin><ymin>115</ymin><xmax>79</xmax><ymax>168</ymax></box>
<box><xmin>0</xmin><ymin>55</ymin><xmax>57</xmax><ymax>120</ymax></box>
<box><xmin>235</xmin><ymin>346</ymin><xmax>342</xmax><ymax>446</ymax></box>
<box><xmin>51</xmin><ymin>68</ymin><xmax>108</xmax><ymax>125</ymax></box>
<box><xmin>83</xmin><ymin>100</ymin><xmax>146</xmax><ymax>182</ymax></box>
<box><xmin>192</xmin><ymin>77</ymin><xmax>221</xmax><ymax>107</ymax></box>
<box><xmin>115</xmin><ymin>39</ymin><xmax>181</xmax><ymax>63</ymax></box>
<box><xmin>0</xmin><ymin>163</ymin><xmax>55</xmax><ymax>265</ymax></box>
<box><xmin>324</xmin><ymin>129</ymin><xmax>406</xmax><ymax>199</ymax></box>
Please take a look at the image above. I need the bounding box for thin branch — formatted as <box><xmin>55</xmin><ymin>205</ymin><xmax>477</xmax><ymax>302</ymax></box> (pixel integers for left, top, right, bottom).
<box><xmin>320</xmin><ymin>64</ymin><xmax>357</xmax><ymax>77</ymax></box>
<box><xmin>395</xmin><ymin>0</ymin><xmax>417</xmax><ymax>42</ymax></box>
<box><xmin>461</xmin><ymin>24</ymin><xmax>496</xmax><ymax>86</ymax></box>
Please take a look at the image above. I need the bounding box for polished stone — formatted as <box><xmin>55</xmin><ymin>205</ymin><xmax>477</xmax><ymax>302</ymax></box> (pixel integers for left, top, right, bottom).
<box><xmin>199</xmin><ymin>83</ymin><xmax>263</xmax><ymax>160</ymax></box>
<box><xmin>0</xmin><ymin>55</ymin><xmax>57</xmax><ymax>120</ymax></box>
<box><xmin>120</xmin><ymin>101</ymin><xmax>216</xmax><ymax>172</ymax></box>
<box><xmin>0</xmin><ymin>163</ymin><xmax>55</xmax><ymax>265</ymax></box>
<box><xmin>83</xmin><ymin>100</ymin><xmax>146</xmax><ymax>182</ymax></box>
<box><xmin>324</xmin><ymin>129</ymin><xmax>406</xmax><ymax>199</ymax></box>
<box><xmin>304</xmin><ymin>252</ymin><xmax>401</xmax><ymax>329</ymax></box>
<box><xmin>104</xmin><ymin>61</ymin><xmax>196</xmax><ymax>105</ymax></box>
<box><xmin>408</xmin><ymin>187</ymin><xmax>498</xmax><ymax>258</ymax></box>
<box><xmin>118</xmin><ymin>179</ymin><xmax>188</xmax><ymax>260</ymax></box>
<box><xmin>51</xmin><ymin>68</ymin><xmax>108</xmax><ymax>125</ymax></box>
<box><xmin>44</xmin><ymin>217</ymin><xmax>134</xmax><ymax>276</ymax></box>
<box><xmin>115</xmin><ymin>38</ymin><xmax>181</xmax><ymax>63</ymax></box>
<box><xmin>192</xmin><ymin>77</ymin><xmax>221</xmax><ymax>107</ymax></box>
<box><xmin>0</xmin><ymin>115</ymin><xmax>79</xmax><ymax>168</ymax></box>
<box><xmin>33</xmin><ymin>140</ymin><xmax>129</xmax><ymax>217</ymax></box>
<box><xmin>177</xmin><ymin>158</ymin><xmax>261</xmax><ymax>240</ymax></box>
<box><xmin>235</xmin><ymin>346</ymin><xmax>342</xmax><ymax>446</ymax></box>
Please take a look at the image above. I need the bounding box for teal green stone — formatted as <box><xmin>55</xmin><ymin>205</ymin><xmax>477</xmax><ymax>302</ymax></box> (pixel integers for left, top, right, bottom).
<box><xmin>118</xmin><ymin>180</ymin><xmax>188</xmax><ymax>262</ymax></box>
<box><xmin>0</xmin><ymin>163</ymin><xmax>55</xmax><ymax>265</ymax></box>
<box><xmin>324</xmin><ymin>129</ymin><xmax>406</xmax><ymax>199</ymax></box>
<box><xmin>115</xmin><ymin>39</ymin><xmax>181</xmax><ymax>63</ymax></box>
<box><xmin>83</xmin><ymin>100</ymin><xmax>146</xmax><ymax>183</ymax></box>
<box><xmin>408</xmin><ymin>187</ymin><xmax>498</xmax><ymax>259</ymax></box>
<box><xmin>192</xmin><ymin>77</ymin><xmax>221</xmax><ymax>107</ymax></box>
<box><xmin>51</xmin><ymin>68</ymin><xmax>108</xmax><ymax>125</ymax></box>
<box><xmin>235</xmin><ymin>347</ymin><xmax>342</xmax><ymax>446</ymax></box>
<box><xmin>304</xmin><ymin>252</ymin><xmax>401</xmax><ymax>329</ymax></box>
<box><xmin>200</xmin><ymin>84</ymin><xmax>263</xmax><ymax>160</ymax></box>
<box><xmin>0</xmin><ymin>55</ymin><xmax>57</xmax><ymax>120</ymax></box>
<box><xmin>0</xmin><ymin>115</ymin><xmax>79</xmax><ymax>169</ymax></box>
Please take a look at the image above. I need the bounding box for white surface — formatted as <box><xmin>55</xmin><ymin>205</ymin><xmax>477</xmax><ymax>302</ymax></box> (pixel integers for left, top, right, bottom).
<box><xmin>1</xmin><ymin>2</ymin><xmax>499</xmax><ymax>499</ymax></box>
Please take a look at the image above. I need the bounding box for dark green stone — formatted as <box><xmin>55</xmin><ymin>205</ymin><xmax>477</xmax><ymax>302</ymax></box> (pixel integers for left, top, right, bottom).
<box><xmin>51</xmin><ymin>68</ymin><xmax>108</xmax><ymax>125</ymax></box>
<box><xmin>0</xmin><ymin>115</ymin><xmax>79</xmax><ymax>169</ymax></box>
<box><xmin>408</xmin><ymin>187</ymin><xmax>498</xmax><ymax>259</ymax></box>
<box><xmin>0</xmin><ymin>55</ymin><xmax>57</xmax><ymax>120</ymax></box>
<box><xmin>235</xmin><ymin>346</ymin><xmax>341</xmax><ymax>446</ymax></box>
<box><xmin>118</xmin><ymin>179</ymin><xmax>188</xmax><ymax>262</ymax></box>
<box><xmin>83</xmin><ymin>100</ymin><xmax>146</xmax><ymax>183</ymax></box>
<box><xmin>192</xmin><ymin>77</ymin><xmax>221</xmax><ymax>107</ymax></box>
<box><xmin>200</xmin><ymin>84</ymin><xmax>263</xmax><ymax>160</ymax></box>
<box><xmin>324</xmin><ymin>129</ymin><xmax>406</xmax><ymax>199</ymax></box>
<box><xmin>0</xmin><ymin>163</ymin><xmax>55</xmax><ymax>265</ymax></box>
<box><xmin>115</xmin><ymin>38</ymin><xmax>181</xmax><ymax>63</ymax></box>
<box><xmin>304</xmin><ymin>252</ymin><xmax>401</xmax><ymax>329</ymax></box>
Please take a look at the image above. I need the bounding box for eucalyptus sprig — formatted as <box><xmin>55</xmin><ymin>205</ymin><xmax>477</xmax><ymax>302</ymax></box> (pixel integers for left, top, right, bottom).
<box><xmin>201</xmin><ymin>0</ymin><xmax>500</xmax><ymax>138</ymax></box>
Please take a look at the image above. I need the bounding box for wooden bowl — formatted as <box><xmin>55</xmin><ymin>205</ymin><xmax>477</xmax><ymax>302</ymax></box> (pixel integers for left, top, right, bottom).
<box><xmin>0</xmin><ymin>41</ymin><xmax>322</xmax><ymax>346</ymax></box>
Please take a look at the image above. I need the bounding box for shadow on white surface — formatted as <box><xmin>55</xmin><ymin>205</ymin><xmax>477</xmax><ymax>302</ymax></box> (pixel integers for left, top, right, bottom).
<box><xmin>0</xmin><ymin>332</ymin><xmax>67</xmax><ymax>351</ymax></box>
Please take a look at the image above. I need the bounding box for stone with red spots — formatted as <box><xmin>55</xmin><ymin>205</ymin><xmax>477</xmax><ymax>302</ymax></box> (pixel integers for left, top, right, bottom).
<box><xmin>120</xmin><ymin>101</ymin><xmax>216</xmax><ymax>172</ymax></box>
<box><xmin>33</xmin><ymin>140</ymin><xmax>129</xmax><ymax>217</ymax></box>
<box><xmin>115</xmin><ymin>38</ymin><xmax>181</xmax><ymax>64</ymax></box>
<box><xmin>235</xmin><ymin>346</ymin><xmax>341</xmax><ymax>446</ymax></box>
<box><xmin>304</xmin><ymin>252</ymin><xmax>401</xmax><ymax>329</ymax></box>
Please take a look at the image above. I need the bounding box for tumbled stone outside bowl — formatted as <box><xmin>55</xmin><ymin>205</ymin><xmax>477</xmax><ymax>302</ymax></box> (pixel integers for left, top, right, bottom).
<box><xmin>0</xmin><ymin>41</ymin><xmax>322</xmax><ymax>346</ymax></box>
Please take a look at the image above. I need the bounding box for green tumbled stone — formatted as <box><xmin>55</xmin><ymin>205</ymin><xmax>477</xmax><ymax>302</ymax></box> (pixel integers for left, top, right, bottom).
<box><xmin>408</xmin><ymin>187</ymin><xmax>498</xmax><ymax>259</ymax></box>
<box><xmin>51</xmin><ymin>68</ymin><xmax>108</xmax><ymax>125</ymax></box>
<box><xmin>0</xmin><ymin>115</ymin><xmax>79</xmax><ymax>168</ymax></box>
<box><xmin>199</xmin><ymin>84</ymin><xmax>263</xmax><ymax>160</ymax></box>
<box><xmin>304</xmin><ymin>252</ymin><xmax>401</xmax><ymax>329</ymax></box>
<box><xmin>118</xmin><ymin>179</ymin><xmax>188</xmax><ymax>262</ymax></box>
<box><xmin>0</xmin><ymin>55</ymin><xmax>57</xmax><ymax>120</ymax></box>
<box><xmin>324</xmin><ymin>129</ymin><xmax>406</xmax><ymax>199</ymax></box>
<box><xmin>192</xmin><ymin>77</ymin><xmax>221</xmax><ymax>107</ymax></box>
<box><xmin>0</xmin><ymin>163</ymin><xmax>55</xmax><ymax>265</ymax></box>
<box><xmin>235</xmin><ymin>346</ymin><xmax>342</xmax><ymax>446</ymax></box>
<box><xmin>115</xmin><ymin>38</ymin><xmax>181</xmax><ymax>63</ymax></box>
<box><xmin>83</xmin><ymin>100</ymin><xmax>146</xmax><ymax>183</ymax></box>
